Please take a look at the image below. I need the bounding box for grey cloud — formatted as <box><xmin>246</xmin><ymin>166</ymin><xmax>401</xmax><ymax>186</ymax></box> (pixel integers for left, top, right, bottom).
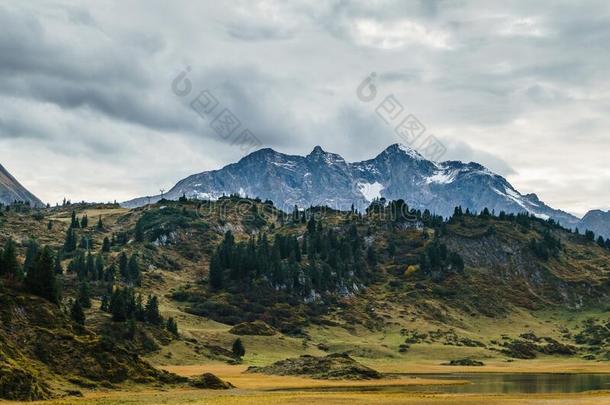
<box><xmin>0</xmin><ymin>0</ymin><xmax>608</xmax><ymax>213</ymax></box>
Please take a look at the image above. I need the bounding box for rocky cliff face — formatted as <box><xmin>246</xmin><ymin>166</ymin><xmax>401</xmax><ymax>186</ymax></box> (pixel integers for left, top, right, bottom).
<box><xmin>0</xmin><ymin>164</ymin><xmax>43</xmax><ymax>207</ymax></box>
<box><xmin>123</xmin><ymin>144</ymin><xmax>581</xmax><ymax>228</ymax></box>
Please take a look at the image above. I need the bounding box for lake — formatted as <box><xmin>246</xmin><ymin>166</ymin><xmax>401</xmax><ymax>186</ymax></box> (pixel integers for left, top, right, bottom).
<box><xmin>278</xmin><ymin>373</ymin><xmax>610</xmax><ymax>395</ymax></box>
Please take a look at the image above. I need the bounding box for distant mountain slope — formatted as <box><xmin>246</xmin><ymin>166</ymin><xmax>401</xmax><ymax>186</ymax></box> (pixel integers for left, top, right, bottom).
<box><xmin>579</xmin><ymin>210</ymin><xmax>610</xmax><ymax>239</ymax></box>
<box><xmin>0</xmin><ymin>163</ymin><xmax>43</xmax><ymax>207</ymax></box>
<box><xmin>123</xmin><ymin>144</ymin><xmax>580</xmax><ymax>227</ymax></box>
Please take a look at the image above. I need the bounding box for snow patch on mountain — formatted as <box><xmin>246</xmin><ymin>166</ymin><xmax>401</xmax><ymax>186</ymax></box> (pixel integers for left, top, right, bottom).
<box><xmin>426</xmin><ymin>169</ymin><xmax>458</xmax><ymax>184</ymax></box>
<box><xmin>358</xmin><ymin>182</ymin><xmax>384</xmax><ymax>202</ymax></box>
<box><xmin>397</xmin><ymin>143</ymin><xmax>425</xmax><ymax>160</ymax></box>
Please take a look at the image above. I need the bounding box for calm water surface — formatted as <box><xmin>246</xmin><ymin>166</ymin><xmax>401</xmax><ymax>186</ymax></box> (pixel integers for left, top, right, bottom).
<box><xmin>278</xmin><ymin>373</ymin><xmax>610</xmax><ymax>394</ymax></box>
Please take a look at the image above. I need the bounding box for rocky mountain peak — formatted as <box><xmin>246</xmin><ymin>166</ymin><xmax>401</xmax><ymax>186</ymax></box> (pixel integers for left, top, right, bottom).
<box><xmin>306</xmin><ymin>145</ymin><xmax>346</xmax><ymax>166</ymax></box>
<box><xmin>381</xmin><ymin>143</ymin><xmax>425</xmax><ymax>160</ymax></box>
<box><xmin>122</xmin><ymin>144</ymin><xmax>610</xmax><ymax>238</ymax></box>
<box><xmin>0</xmin><ymin>163</ymin><xmax>43</xmax><ymax>207</ymax></box>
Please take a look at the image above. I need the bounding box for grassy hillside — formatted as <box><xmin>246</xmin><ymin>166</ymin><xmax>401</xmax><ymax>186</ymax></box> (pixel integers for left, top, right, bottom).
<box><xmin>2</xmin><ymin>197</ymin><xmax>610</xmax><ymax>400</ymax></box>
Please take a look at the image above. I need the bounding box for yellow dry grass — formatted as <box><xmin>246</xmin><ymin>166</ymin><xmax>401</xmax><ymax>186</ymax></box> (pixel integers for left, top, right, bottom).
<box><xmin>25</xmin><ymin>388</ymin><xmax>610</xmax><ymax>405</ymax></box>
<box><xmin>160</xmin><ymin>363</ymin><xmax>466</xmax><ymax>390</ymax></box>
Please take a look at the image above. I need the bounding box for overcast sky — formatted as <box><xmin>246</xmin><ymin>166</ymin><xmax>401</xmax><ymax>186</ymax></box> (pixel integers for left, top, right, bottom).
<box><xmin>1</xmin><ymin>0</ymin><xmax>609</xmax><ymax>216</ymax></box>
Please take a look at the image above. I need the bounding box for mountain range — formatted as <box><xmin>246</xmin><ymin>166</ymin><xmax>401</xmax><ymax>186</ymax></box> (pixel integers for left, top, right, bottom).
<box><xmin>0</xmin><ymin>163</ymin><xmax>43</xmax><ymax>207</ymax></box>
<box><xmin>123</xmin><ymin>144</ymin><xmax>610</xmax><ymax>238</ymax></box>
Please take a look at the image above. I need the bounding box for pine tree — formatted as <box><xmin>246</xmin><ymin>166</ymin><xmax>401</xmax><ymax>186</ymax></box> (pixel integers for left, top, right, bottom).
<box><xmin>78</xmin><ymin>282</ymin><xmax>92</xmax><ymax>308</ymax></box>
<box><xmin>128</xmin><ymin>254</ymin><xmax>141</xmax><ymax>286</ymax></box>
<box><xmin>166</xmin><ymin>317</ymin><xmax>178</xmax><ymax>335</ymax></box>
<box><xmin>135</xmin><ymin>219</ymin><xmax>144</xmax><ymax>242</ymax></box>
<box><xmin>110</xmin><ymin>287</ymin><xmax>130</xmax><ymax>322</ymax></box>
<box><xmin>597</xmin><ymin>236</ymin><xmax>606</xmax><ymax>247</ymax></box>
<box><xmin>70</xmin><ymin>299</ymin><xmax>85</xmax><ymax>325</ymax></box>
<box><xmin>232</xmin><ymin>338</ymin><xmax>245</xmax><ymax>358</ymax></box>
<box><xmin>81</xmin><ymin>214</ymin><xmax>89</xmax><ymax>228</ymax></box>
<box><xmin>70</xmin><ymin>210</ymin><xmax>78</xmax><ymax>228</ymax></box>
<box><xmin>97</xmin><ymin>216</ymin><xmax>104</xmax><ymax>230</ymax></box>
<box><xmin>134</xmin><ymin>294</ymin><xmax>146</xmax><ymax>321</ymax></box>
<box><xmin>118</xmin><ymin>252</ymin><xmax>128</xmax><ymax>278</ymax></box>
<box><xmin>366</xmin><ymin>245</ymin><xmax>377</xmax><ymax>265</ymax></box>
<box><xmin>307</xmin><ymin>216</ymin><xmax>316</xmax><ymax>234</ymax></box>
<box><xmin>63</xmin><ymin>228</ymin><xmax>77</xmax><ymax>252</ymax></box>
<box><xmin>102</xmin><ymin>237</ymin><xmax>111</xmax><ymax>253</ymax></box>
<box><xmin>0</xmin><ymin>239</ymin><xmax>20</xmax><ymax>279</ymax></box>
<box><xmin>25</xmin><ymin>246</ymin><xmax>60</xmax><ymax>304</ymax></box>
<box><xmin>47</xmin><ymin>220</ymin><xmax>53</xmax><ymax>230</ymax></box>
<box><xmin>105</xmin><ymin>264</ymin><xmax>116</xmax><ymax>283</ymax></box>
<box><xmin>209</xmin><ymin>253</ymin><xmax>223</xmax><ymax>290</ymax></box>
<box><xmin>95</xmin><ymin>255</ymin><xmax>104</xmax><ymax>281</ymax></box>
<box><xmin>145</xmin><ymin>295</ymin><xmax>162</xmax><ymax>325</ymax></box>
<box><xmin>23</xmin><ymin>240</ymin><xmax>39</xmax><ymax>276</ymax></box>
<box><xmin>292</xmin><ymin>205</ymin><xmax>299</xmax><ymax>222</ymax></box>
<box><xmin>79</xmin><ymin>236</ymin><xmax>89</xmax><ymax>250</ymax></box>
<box><xmin>86</xmin><ymin>252</ymin><xmax>95</xmax><ymax>280</ymax></box>
<box><xmin>125</xmin><ymin>318</ymin><xmax>137</xmax><ymax>340</ymax></box>
<box><xmin>54</xmin><ymin>250</ymin><xmax>63</xmax><ymax>275</ymax></box>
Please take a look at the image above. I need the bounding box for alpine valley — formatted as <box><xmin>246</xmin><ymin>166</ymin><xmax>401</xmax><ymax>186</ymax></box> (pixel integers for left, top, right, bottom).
<box><xmin>2</xmin><ymin>145</ymin><xmax>610</xmax><ymax>404</ymax></box>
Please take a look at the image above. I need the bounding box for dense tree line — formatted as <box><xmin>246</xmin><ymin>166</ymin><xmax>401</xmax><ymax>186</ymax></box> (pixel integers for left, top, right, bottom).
<box><xmin>419</xmin><ymin>239</ymin><xmax>464</xmax><ymax>282</ymax></box>
<box><xmin>366</xmin><ymin>198</ymin><xmax>444</xmax><ymax>228</ymax></box>
<box><xmin>209</xmin><ymin>217</ymin><xmax>375</xmax><ymax>297</ymax></box>
<box><xmin>0</xmin><ymin>239</ymin><xmax>61</xmax><ymax>304</ymax></box>
<box><xmin>100</xmin><ymin>286</ymin><xmax>177</xmax><ymax>334</ymax></box>
<box><xmin>529</xmin><ymin>230</ymin><xmax>562</xmax><ymax>260</ymax></box>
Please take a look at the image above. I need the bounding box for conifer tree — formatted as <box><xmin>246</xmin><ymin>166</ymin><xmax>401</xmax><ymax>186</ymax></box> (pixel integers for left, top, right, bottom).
<box><xmin>79</xmin><ymin>236</ymin><xmax>89</xmax><ymax>250</ymax></box>
<box><xmin>70</xmin><ymin>210</ymin><xmax>78</xmax><ymax>228</ymax></box>
<box><xmin>366</xmin><ymin>245</ymin><xmax>377</xmax><ymax>265</ymax></box>
<box><xmin>597</xmin><ymin>236</ymin><xmax>606</xmax><ymax>247</ymax></box>
<box><xmin>95</xmin><ymin>255</ymin><xmax>104</xmax><ymax>281</ymax></box>
<box><xmin>209</xmin><ymin>253</ymin><xmax>223</xmax><ymax>290</ymax></box>
<box><xmin>135</xmin><ymin>219</ymin><xmax>144</xmax><ymax>242</ymax></box>
<box><xmin>23</xmin><ymin>240</ymin><xmax>39</xmax><ymax>276</ymax></box>
<box><xmin>70</xmin><ymin>299</ymin><xmax>85</xmax><ymax>325</ymax></box>
<box><xmin>128</xmin><ymin>254</ymin><xmax>141</xmax><ymax>286</ymax></box>
<box><xmin>232</xmin><ymin>338</ymin><xmax>245</xmax><ymax>358</ymax></box>
<box><xmin>25</xmin><ymin>246</ymin><xmax>60</xmax><ymax>304</ymax></box>
<box><xmin>54</xmin><ymin>250</ymin><xmax>63</xmax><ymax>275</ymax></box>
<box><xmin>119</xmin><ymin>252</ymin><xmax>128</xmax><ymax>279</ymax></box>
<box><xmin>145</xmin><ymin>295</ymin><xmax>162</xmax><ymax>325</ymax></box>
<box><xmin>110</xmin><ymin>287</ymin><xmax>130</xmax><ymax>322</ymax></box>
<box><xmin>97</xmin><ymin>216</ymin><xmax>104</xmax><ymax>230</ymax></box>
<box><xmin>105</xmin><ymin>264</ymin><xmax>116</xmax><ymax>283</ymax></box>
<box><xmin>166</xmin><ymin>317</ymin><xmax>178</xmax><ymax>335</ymax></box>
<box><xmin>102</xmin><ymin>237</ymin><xmax>111</xmax><ymax>253</ymax></box>
<box><xmin>86</xmin><ymin>252</ymin><xmax>95</xmax><ymax>279</ymax></box>
<box><xmin>307</xmin><ymin>216</ymin><xmax>316</xmax><ymax>234</ymax></box>
<box><xmin>292</xmin><ymin>205</ymin><xmax>299</xmax><ymax>222</ymax></box>
<box><xmin>0</xmin><ymin>239</ymin><xmax>19</xmax><ymax>279</ymax></box>
<box><xmin>81</xmin><ymin>214</ymin><xmax>88</xmax><ymax>228</ymax></box>
<box><xmin>63</xmin><ymin>228</ymin><xmax>77</xmax><ymax>252</ymax></box>
<box><xmin>134</xmin><ymin>294</ymin><xmax>146</xmax><ymax>321</ymax></box>
<box><xmin>78</xmin><ymin>282</ymin><xmax>92</xmax><ymax>308</ymax></box>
